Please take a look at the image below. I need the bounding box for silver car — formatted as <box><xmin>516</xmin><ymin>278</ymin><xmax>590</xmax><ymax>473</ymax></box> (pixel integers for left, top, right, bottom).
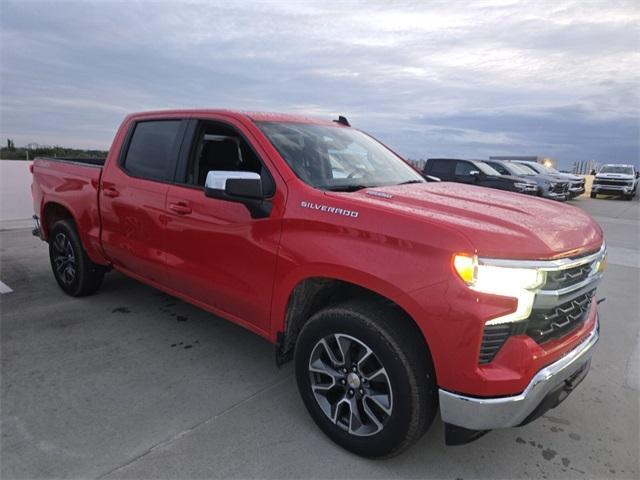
<box><xmin>483</xmin><ymin>160</ymin><xmax>570</xmax><ymax>201</ymax></box>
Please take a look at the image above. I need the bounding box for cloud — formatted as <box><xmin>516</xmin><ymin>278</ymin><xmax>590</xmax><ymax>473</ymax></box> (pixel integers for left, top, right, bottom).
<box><xmin>1</xmin><ymin>0</ymin><xmax>638</xmax><ymax>167</ymax></box>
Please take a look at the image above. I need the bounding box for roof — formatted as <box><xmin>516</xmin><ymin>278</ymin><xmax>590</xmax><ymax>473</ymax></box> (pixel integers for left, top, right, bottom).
<box><xmin>127</xmin><ymin>109</ymin><xmax>342</xmax><ymax>126</ymax></box>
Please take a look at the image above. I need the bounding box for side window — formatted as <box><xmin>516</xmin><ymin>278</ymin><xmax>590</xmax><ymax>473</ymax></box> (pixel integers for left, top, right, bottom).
<box><xmin>428</xmin><ymin>160</ymin><xmax>454</xmax><ymax>177</ymax></box>
<box><xmin>123</xmin><ymin>120</ymin><xmax>182</xmax><ymax>181</ymax></box>
<box><xmin>454</xmin><ymin>161</ymin><xmax>475</xmax><ymax>176</ymax></box>
<box><xmin>184</xmin><ymin>122</ymin><xmax>275</xmax><ymax>196</ymax></box>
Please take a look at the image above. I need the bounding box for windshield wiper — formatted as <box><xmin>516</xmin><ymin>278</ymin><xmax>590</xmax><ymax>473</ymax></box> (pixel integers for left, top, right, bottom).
<box><xmin>325</xmin><ymin>185</ymin><xmax>370</xmax><ymax>192</ymax></box>
<box><xmin>397</xmin><ymin>180</ymin><xmax>425</xmax><ymax>185</ymax></box>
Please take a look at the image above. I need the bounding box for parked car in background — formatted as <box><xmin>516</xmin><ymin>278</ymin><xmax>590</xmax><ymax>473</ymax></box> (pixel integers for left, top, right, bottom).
<box><xmin>483</xmin><ymin>159</ymin><xmax>570</xmax><ymax>201</ymax></box>
<box><xmin>591</xmin><ymin>164</ymin><xmax>638</xmax><ymax>200</ymax></box>
<box><xmin>423</xmin><ymin>158</ymin><xmax>538</xmax><ymax>195</ymax></box>
<box><xmin>512</xmin><ymin>161</ymin><xmax>585</xmax><ymax>198</ymax></box>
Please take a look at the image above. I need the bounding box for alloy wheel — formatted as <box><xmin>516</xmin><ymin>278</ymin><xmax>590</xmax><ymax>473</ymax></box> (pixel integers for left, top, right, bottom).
<box><xmin>52</xmin><ymin>232</ymin><xmax>76</xmax><ymax>285</ymax></box>
<box><xmin>308</xmin><ymin>333</ymin><xmax>393</xmax><ymax>436</ymax></box>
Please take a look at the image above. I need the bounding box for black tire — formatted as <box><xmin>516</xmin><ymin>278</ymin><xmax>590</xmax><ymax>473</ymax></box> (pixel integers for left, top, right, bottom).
<box><xmin>49</xmin><ymin>219</ymin><xmax>105</xmax><ymax>296</ymax></box>
<box><xmin>590</xmin><ymin>192</ymin><xmax>597</xmax><ymax>199</ymax></box>
<box><xmin>294</xmin><ymin>299</ymin><xmax>437</xmax><ymax>458</ymax></box>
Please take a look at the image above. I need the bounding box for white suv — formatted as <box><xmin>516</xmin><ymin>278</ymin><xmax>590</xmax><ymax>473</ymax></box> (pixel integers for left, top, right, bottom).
<box><xmin>591</xmin><ymin>164</ymin><xmax>638</xmax><ymax>200</ymax></box>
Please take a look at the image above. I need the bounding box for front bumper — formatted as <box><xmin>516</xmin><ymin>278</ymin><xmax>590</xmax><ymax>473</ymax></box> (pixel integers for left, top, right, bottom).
<box><xmin>592</xmin><ymin>184</ymin><xmax>634</xmax><ymax>194</ymax></box>
<box><xmin>541</xmin><ymin>190</ymin><xmax>567</xmax><ymax>201</ymax></box>
<box><xmin>569</xmin><ymin>185</ymin><xmax>585</xmax><ymax>197</ymax></box>
<box><xmin>516</xmin><ymin>185</ymin><xmax>539</xmax><ymax>195</ymax></box>
<box><xmin>439</xmin><ymin>316</ymin><xmax>599</xmax><ymax>431</ymax></box>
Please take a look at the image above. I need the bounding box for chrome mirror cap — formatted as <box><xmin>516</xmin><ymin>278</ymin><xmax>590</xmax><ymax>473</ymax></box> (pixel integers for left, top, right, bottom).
<box><xmin>205</xmin><ymin>171</ymin><xmax>261</xmax><ymax>191</ymax></box>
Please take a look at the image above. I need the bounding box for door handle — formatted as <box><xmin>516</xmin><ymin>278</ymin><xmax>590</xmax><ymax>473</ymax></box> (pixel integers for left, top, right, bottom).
<box><xmin>169</xmin><ymin>202</ymin><xmax>192</xmax><ymax>215</ymax></box>
<box><xmin>103</xmin><ymin>187</ymin><xmax>119</xmax><ymax>198</ymax></box>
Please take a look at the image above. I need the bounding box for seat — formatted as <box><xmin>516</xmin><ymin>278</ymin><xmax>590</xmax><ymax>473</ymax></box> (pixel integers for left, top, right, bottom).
<box><xmin>198</xmin><ymin>140</ymin><xmax>241</xmax><ymax>185</ymax></box>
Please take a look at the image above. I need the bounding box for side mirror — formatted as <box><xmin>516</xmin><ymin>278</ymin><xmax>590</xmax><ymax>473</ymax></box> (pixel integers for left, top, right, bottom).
<box><xmin>204</xmin><ymin>171</ymin><xmax>272</xmax><ymax>218</ymax></box>
<box><xmin>205</xmin><ymin>171</ymin><xmax>263</xmax><ymax>199</ymax></box>
<box><xmin>469</xmin><ymin>170</ymin><xmax>480</xmax><ymax>177</ymax></box>
<box><xmin>636</xmin><ymin>171</ymin><xmax>639</xmax><ymax>178</ymax></box>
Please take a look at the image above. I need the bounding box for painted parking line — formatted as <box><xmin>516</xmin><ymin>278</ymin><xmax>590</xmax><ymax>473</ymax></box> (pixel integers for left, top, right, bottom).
<box><xmin>605</xmin><ymin>246</ymin><xmax>640</xmax><ymax>269</ymax></box>
<box><xmin>0</xmin><ymin>281</ymin><xmax>14</xmax><ymax>294</ymax></box>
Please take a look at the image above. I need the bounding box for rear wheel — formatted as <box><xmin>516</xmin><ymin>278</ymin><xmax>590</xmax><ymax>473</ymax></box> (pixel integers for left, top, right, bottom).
<box><xmin>49</xmin><ymin>220</ymin><xmax>105</xmax><ymax>296</ymax></box>
<box><xmin>294</xmin><ymin>299</ymin><xmax>437</xmax><ymax>458</ymax></box>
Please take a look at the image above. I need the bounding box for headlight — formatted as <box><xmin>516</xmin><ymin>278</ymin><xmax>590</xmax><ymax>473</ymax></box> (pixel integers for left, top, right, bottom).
<box><xmin>453</xmin><ymin>254</ymin><xmax>546</xmax><ymax>325</ymax></box>
<box><xmin>548</xmin><ymin>182</ymin><xmax>557</xmax><ymax>190</ymax></box>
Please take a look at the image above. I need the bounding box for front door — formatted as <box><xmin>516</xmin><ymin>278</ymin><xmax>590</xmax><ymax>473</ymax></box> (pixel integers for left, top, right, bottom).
<box><xmin>162</xmin><ymin>118</ymin><xmax>283</xmax><ymax>334</ymax></box>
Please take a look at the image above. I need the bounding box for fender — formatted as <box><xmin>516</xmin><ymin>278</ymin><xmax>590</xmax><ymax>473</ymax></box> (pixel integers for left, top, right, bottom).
<box><xmin>270</xmin><ymin>262</ymin><xmax>430</xmax><ymax>344</ymax></box>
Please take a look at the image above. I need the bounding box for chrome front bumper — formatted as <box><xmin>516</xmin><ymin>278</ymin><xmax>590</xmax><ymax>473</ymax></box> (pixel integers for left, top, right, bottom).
<box><xmin>542</xmin><ymin>191</ymin><xmax>568</xmax><ymax>200</ymax></box>
<box><xmin>592</xmin><ymin>184</ymin><xmax>633</xmax><ymax>192</ymax></box>
<box><xmin>439</xmin><ymin>317</ymin><xmax>599</xmax><ymax>430</ymax></box>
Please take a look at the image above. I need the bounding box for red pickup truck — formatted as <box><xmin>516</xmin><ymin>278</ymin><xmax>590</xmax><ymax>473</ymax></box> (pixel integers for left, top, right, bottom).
<box><xmin>31</xmin><ymin>110</ymin><xmax>605</xmax><ymax>457</ymax></box>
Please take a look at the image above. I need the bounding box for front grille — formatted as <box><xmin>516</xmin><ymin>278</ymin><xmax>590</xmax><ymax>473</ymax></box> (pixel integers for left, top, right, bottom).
<box><xmin>526</xmin><ymin>290</ymin><xmax>595</xmax><ymax>344</ymax></box>
<box><xmin>595</xmin><ymin>179</ymin><xmax>630</xmax><ymax>186</ymax></box>
<box><xmin>543</xmin><ymin>262</ymin><xmax>594</xmax><ymax>290</ymax></box>
<box><xmin>551</xmin><ymin>183</ymin><xmax>569</xmax><ymax>193</ymax></box>
<box><xmin>479</xmin><ymin>324</ymin><xmax>512</xmax><ymax>364</ymax></box>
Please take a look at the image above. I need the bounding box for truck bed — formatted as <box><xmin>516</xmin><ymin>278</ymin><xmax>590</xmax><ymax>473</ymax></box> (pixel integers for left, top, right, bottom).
<box><xmin>36</xmin><ymin>156</ymin><xmax>106</xmax><ymax>166</ymax></box>
<box><xmin>31</xmin><ymin>156</ymin><xmax>105</xmax><ymax>264</ymax></box>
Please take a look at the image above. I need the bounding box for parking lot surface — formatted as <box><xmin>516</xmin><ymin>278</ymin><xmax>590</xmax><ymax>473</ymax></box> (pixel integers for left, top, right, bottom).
<box><xmin>1</xmin><ymin>196</ymin><xmax>638</xmax><ymax>479</ymax></box>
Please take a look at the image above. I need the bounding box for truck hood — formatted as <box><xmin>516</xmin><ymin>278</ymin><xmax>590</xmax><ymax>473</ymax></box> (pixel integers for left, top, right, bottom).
<box><xmin>524</xmin><ymin>173</ymin><xmax>567</xmax><ymax>185</ymax></box>
<box><xmin>554</xmin><ymin>172</ymin><xmax>583</xmax><ymax>182</ymax></box>
<box><xmin>595</xmin><ymin>173</ymin><xmax>635</xmax><ymax>181</ymax></box>
<box><xmin>344</xmin><ymin>183</ymin><xmax>603</xmax><ymax>259</ymax></box>
<box><xmin>493</xmin><ymin>173</ymin><xmax>536</xmax><ymax>184</ymax></box>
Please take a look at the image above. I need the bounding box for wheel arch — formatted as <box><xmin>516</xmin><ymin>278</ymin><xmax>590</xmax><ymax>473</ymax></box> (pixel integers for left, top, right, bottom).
<box><xmin>42</xmin><ymin>201</ymin><xmax>76</xmax><ymax>240</ymax></box>
<box><xmin>276</xmin><ymin>274</ymin><xmax>434</xmax><ymax>374</ymax></box>
<box><xmin>41</xmin><ymin>200</ymin><xmax>109</xmax><ymax>265</ymax></box>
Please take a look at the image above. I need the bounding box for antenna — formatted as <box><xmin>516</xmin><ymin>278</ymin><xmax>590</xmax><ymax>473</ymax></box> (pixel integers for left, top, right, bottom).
<box><xmin>333</xmin><ymin>115</ymin><xmax>351</xmax><ymax>127</ymax></box>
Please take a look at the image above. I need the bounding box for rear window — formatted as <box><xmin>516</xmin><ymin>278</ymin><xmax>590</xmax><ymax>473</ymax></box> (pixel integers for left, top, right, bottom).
<box><xmin>123</xmin><ymin>120</ymin><xmax>182</xmax><ymax>181</ymax></box>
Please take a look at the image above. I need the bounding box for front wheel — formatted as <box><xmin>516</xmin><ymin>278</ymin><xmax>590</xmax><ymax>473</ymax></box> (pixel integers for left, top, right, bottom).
<box><xmin>294</xmin><ymin>300</ymin><xmax>437</xmax><ymax>458</ymax></box>
<box><xmin>49</xmin><ymin>219</ymin><xmax>105</xmax><ymax>296</ymax></box>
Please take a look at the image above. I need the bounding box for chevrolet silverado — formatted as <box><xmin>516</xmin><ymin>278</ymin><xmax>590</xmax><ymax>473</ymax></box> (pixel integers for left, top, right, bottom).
<box><xmin>31</xmin><ymin>110</ymin><xmax>606</xmax><ymax>457</ymax></box>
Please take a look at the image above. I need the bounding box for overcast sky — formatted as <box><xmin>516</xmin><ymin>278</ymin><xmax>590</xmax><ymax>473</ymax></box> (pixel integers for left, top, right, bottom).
<box><xmin>1</xmin><ymin>0</ymin><xmax>638</xmax><ymax>168</ymax></box>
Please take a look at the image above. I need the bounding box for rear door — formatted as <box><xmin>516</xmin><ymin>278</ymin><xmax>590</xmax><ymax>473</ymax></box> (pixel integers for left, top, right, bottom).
<box><xmin>100</xmin><ymin>118</ymin><xmax>186</xmax><ymax>284</ymax></box>
<box><xmin>161</xmin><ymin>117</ymin><xmax>284</xmax><ymax>334</ymax></box>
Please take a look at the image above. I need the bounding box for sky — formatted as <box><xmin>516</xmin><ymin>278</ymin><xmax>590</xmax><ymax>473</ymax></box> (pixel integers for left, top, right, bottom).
<box><xmin>1</xmin><ymin>0</ymin><xmax>639</xmax><ymax>169</ymax></box>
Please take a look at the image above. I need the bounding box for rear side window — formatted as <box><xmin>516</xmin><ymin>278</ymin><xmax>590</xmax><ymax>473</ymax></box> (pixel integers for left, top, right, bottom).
<box><xmin>427</xmin><ymin>160</ymin><xmax>454</xmax><ymax>177</ymax></box>
<box><xmin>123</xmin><ymin>120</ymin><xmax>182</xmax><ymax>181</ymax></box>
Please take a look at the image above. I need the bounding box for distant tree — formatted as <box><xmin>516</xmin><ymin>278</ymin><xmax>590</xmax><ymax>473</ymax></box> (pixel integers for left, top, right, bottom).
<box><xmin>6</xmin><ymin>138</ymin><xmax>15</xmax><ymax>151</ymax></box>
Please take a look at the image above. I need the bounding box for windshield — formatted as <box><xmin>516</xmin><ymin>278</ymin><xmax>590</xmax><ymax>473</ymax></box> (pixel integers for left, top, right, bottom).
<box><xmin>474</xmin><ymin>162</ymin><xmax>501</xmax><ymax>176</ymax></box>
<box><xmin>600</xmin><ymin>165</ymin><xmax>634</xmax><ymax>175</ymax></box>
<box><xmin>508</xmin><ymin>162</ymin><xmax>536</xmax><ymax>175</ymax></box>
<box><xmin>257</xmin><ymin>122</ymin><xmax>424</xmax><ymax>191</ymax></box>
<box><xmin>517</xmin><ymin>162</ymin><xmax>547</xmax><ymax>174</ymax></box>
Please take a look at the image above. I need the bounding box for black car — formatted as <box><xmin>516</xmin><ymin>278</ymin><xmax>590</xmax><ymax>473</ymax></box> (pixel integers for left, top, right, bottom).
<box><xmin>423</xmin><ymin>158</ymin><xmax>538</xmax><ymax>195</ymax></box>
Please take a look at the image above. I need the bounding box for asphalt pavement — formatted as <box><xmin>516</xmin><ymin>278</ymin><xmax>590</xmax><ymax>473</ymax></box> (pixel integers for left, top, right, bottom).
<box><xmin>1</xmin><ymin>195</ymin><xmax>638</xmax><ymax>479</ymax></box>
